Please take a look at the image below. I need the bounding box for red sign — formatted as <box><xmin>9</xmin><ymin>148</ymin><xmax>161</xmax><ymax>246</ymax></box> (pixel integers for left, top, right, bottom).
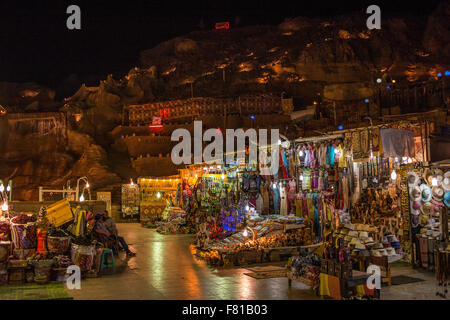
<box><xmin>215</xmin><ymin>22</ymin><xmax>230</xmax><ymax>30</ymax></box>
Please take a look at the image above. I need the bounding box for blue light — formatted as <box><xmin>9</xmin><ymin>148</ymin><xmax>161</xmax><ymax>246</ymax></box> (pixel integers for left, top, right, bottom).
<box><xmin>386</xmin><ymin>86</ymin><xmax>391</xmax><ymax>89</ymax></box>
<box><xmin>338</xmin><ymin>125</ymin><xmax>343</xmax><ymax>130</ymax></box>
<box><xmin>250</xmin><ymin>115</ymin><xmax>255</xmax><ymax>119</ymax></box>
<box><xmin>437</xmin><ymin>73</ymin><xmax>442</xmax><ymax>77</ymax></box>
<box><xmin>364</xmin><ymin>98</ymin><xmax>369</xmax><ymax>103</ymax></box>
<box><xmin>445</xmin><ymin>70</ymin><xmax>450</xmax><ymax>76</ymax></box>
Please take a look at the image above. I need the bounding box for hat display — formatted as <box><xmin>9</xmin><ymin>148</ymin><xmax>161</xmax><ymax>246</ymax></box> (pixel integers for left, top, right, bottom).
<box><xmin>423</xmin><ymin>168</ymin><xmax>433</xmax><ymax>185</ymax></box>
<box><xmin>412</xmin><ymin>201</ymin><xmax>421</xmax><ymax>210</ymax></box>
<box><xmin>358</xmin><ymin>231</ymin><xmax>369</xmax><ymax>238</ymax></box>
<box><xmin>435</xmin><ymin>169</ymin><xmax>444</xmax><ymax>184</ymax></box>
<box><xmin>344</xmin><ymin>236</ymin><xmax>352</xmax><ymax>242</ymax></box>
<box><xmin>432</xmin><ymin>185</ymin><xmax>445</xmax><ymax>201</ymax></box>
<box><xmin>354</xmin><ymin>243</ymin><xmax>367</xmax><ymax>250</ymax></box>
<box><xmin>444</xmin><ymin>191</ymin><xmax>450</xmax><ymax>208</ymax></box>
<box><xmin>443</xmin><ymin>171</ymin><xmax>450</xmax><ymax>191</ymax></box>
<box><xmin>373</xmin><ymin>243</ymin><xmax>384</xmax><ymax>250</ymax></box>
<box><xmin>406</xmin><ymin>171</ymin><xmax>420</xmax><ymax>186</ymax></box>
<box><xmin>386</xmin><ymin>247</ymin><xmax>396</xmax><ymax>256</ymax></box>
<box><xmin>420</xmin><ymin>201</ymin><xmax>432</xmax><ymax>215</ymax></box>
<box><xmin>371</xmin><ymin>250</ymin><xmax>382</xmax><ymax>257</ymax></box>
<box><xmin>364</xmin><ymin>237</ymin><xmax>375</xmax><ymax>245</ymax></box>
<box><xmin>410</xmin><ymin>186</ymin><xmax>422</xmax><ymax>202</ymax></box>
<box><xmin>420</xmin><ymin>184</ymin><xmax>432</xmax><ymax>202</ymax></box>
<box><xmin>348</xmin><ymin>231</ymin><xmax>359</xmax><ymax>238</ymax></box>
<box><xmin>378</xmin><ymin>249</ymin><xmax>388</xmax><ymax>256</ymax></box>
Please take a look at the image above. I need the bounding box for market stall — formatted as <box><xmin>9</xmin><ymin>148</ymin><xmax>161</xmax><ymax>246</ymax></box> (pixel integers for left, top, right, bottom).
<box><xmin>0</xmin><ymin>198</ymin><xmax>119</xmax><ymax>286</ymax></box>
<box><xmin>139</xmin><ymin>175</ymin><xmax>180</xmax><ymax>226</ymax></box>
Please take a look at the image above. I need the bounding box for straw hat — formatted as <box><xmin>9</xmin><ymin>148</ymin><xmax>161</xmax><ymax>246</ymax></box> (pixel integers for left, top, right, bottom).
<box><xmin>386</xmin><ymin>247</ymin><xmax>396</xmax><ymax>256</ymax></box>
<box><xmin>371</xmin><ymin>250</ymin><xmax>382</xmax><ymax>257</ymax></box>
<box><xmin>410</xmin><ymin>186</ymin><xmax>422</xmax><ymax>201</ymax></box>
<box><xmin>444</xmin><ymin>191</ymin><xmax>450</xmax><ymax>208</ymax></box>
<box><xmin>420</xmin><ymin>184</ymin><xmax>432</xmax><ymax>202</ymax></box>
<box><xmin>348</xmin><ymin>230</ymin><xmax>359</xmax><ymax>238</ymax></box>
<box><xmin>435</xmin><ymin>169</ymin><xmax>444</xmax><ymax>183</ymax></box>
<box><xmin>359</xmin><ymin>231</ymin><xmax>369</xmax><ymax>238</ymax></box>
<box><xmin>420</xmin><ymin>201</ymin><xmax>432</xmax><ymax>215</ymax></box>
<box><xmin>373</xmin><ymin>243</ymin><xmax>384</xmax><ymax>250</ymax></box>
<box><xmin>364</xmin><ymin>237</ymin><xmax>375</xmax><ymax>245</ymax></box>
<box><xmin>423</xmin><ymin>168</ymin><xmax>433</xmax><ymax>185</ymax></box>
<box><xmin>432</xmin><ymin>185</ymin><xmax>445</xmax><ymax>201</ymax></box>
<box><xmin>378</xmin><ymin>249</ymin><xmax>388</xmax><ymax>256</ymax></box>
<box><xmin>443</xmin><ymin>171</ymin><xmax>450</xmax><ymax>191</ymax></box>
<box><xmin>355</xmin><ymin>243</ymin><xmax>367</xmax><ymax>250</ymax></box>
<box><xmin>406</xmin><ymin>171</ymin><xmax>420</xmax><ymax>187</ymax></box>
<box><xmin>340</xmin><ymin>229</ymin><xmax>349</xmax><ymax>235</ymax></box>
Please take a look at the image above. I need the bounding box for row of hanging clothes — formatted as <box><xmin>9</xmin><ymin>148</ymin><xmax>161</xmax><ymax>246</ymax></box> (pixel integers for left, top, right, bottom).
<box><xmin>295</xmin><ymin>139</ymin><xmax>348</xmax><ymax>169</ymax></box>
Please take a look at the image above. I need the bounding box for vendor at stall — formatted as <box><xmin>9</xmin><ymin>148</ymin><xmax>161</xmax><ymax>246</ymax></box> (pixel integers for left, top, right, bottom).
<box><xmin>101</xmin><ymin>213</ymin><xmax>136</xmax><ymax>257</ymax></box>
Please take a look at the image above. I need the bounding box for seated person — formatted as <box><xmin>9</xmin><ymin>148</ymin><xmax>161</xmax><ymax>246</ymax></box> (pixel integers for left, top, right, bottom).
<box><xmin>101</xmin><ymin>212</ymin><xmax>136</xmax><ymax>257</ymax></box>
<box><xmin>93</xmin><ymin>214</ymin><xmax>113</xmax><ymax>247</ymax></box>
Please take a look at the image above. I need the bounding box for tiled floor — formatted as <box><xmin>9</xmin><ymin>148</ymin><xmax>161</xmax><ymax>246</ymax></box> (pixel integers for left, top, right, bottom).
<box><xmin>68</xmin><ymin>223</ymin><xmax>446</xmax><ymax>300</ymax></box>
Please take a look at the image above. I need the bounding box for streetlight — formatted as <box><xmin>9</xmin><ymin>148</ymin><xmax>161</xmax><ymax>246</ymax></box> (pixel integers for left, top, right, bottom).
<box><xmin>76</xmin><ymin>176</ymin><xmax>90</xmax><ymax>202</ymax></box>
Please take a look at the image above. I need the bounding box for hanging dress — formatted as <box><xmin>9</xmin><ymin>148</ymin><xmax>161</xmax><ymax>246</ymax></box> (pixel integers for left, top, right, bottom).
<box><xmin>272</xmin><ymin>185</ymin><xmax>280</xmax><ymax>214</ymax></box>
<box><xmin>262</xmin><ymin>184</ymin><xmax>270</xmax><ymax>215</ymax></box>
<box><xmin>280</xmin><ymin>183</ymin><xmax>288</xmax><ymax>215</ymax></box>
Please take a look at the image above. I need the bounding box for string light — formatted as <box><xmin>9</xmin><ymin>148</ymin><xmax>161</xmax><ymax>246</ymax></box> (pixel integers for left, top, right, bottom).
<box><xmin>85</xmin><ymin>182</ymin><xmax>90</xmax><ymax>188</ymax></box>
<box><xmin>6</xmin><ymin>185</ymin><xmax>10</xmax><ymax>192</ymax></box>
<box><xmin>299</xmin><ymin>175</ymin><xmax>304</xmax><ymax>181</ymax></box>
<box><xmin>376</xmin><ymin>78</ymin><xmax>382</xmax><ymax>83</ymax></box>
<box><xmin>0</xmin><ymin>184</ymin><xmax>4</xmax><ymax>192</ymax></box>
<box><xmin>432</xmin><ymin>177</ymin><xmax>438</xmax><ymax>187</ymax></box>
<box><xmin>156</xmin><ymin>192</ymin><xmax>161</xmax><ymax>199</ymax></box>
<box><xmin>79</xmin><ymin>194</ymin><xmax>85</xmax><ymax>202</ymax></box>
<box><xmin>1</xmin><ymin>202</ymin><xmax>7</xmax><ymax>211</ymax></box>
<box><xmin>391</xmin><ymin>170</ymin><xmax>397</xmax><ymax>180</ymax></box>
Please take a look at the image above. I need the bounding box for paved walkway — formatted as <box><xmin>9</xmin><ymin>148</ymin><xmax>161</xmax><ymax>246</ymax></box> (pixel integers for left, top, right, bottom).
<box><xmin>68</xmin><ymin>223</ymin><xmax>444</xmax><ymax>300</ymax></box>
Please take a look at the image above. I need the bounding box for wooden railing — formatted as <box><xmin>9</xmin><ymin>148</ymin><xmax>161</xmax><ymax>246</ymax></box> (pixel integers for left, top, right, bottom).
<box><xmin>123</xmin><ymin>95</ymin><xmax>282</xmax><ymax>126</ymax></box>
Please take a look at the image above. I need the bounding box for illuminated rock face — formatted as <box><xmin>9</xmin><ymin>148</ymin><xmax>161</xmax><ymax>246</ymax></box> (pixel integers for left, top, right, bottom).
<box><xmin>1</xmin><ymin>6</ymin><xmax>449</xmax><ymax>201</ymax></box>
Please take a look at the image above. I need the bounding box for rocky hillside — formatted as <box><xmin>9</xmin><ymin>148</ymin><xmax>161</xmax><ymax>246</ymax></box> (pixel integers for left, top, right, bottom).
<box><xmin>0</xmin><ymin>2</ymin><xmax>449</xmax><ymax>201</ymax></box>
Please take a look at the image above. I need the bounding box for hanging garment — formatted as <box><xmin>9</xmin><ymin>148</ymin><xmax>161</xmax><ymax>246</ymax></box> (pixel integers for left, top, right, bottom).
<box><xmin>262</xmin><ymin>184</ymin><xmax>270</xmax><ymax>215</ymax></box>
<box><xmin>272</xmin><ymin>186</ymin><xmax>280</xmax><ymax>214</ymax></box>
<box><xmin>249</xmin><ymin>194</ymin><xmax>257</xmax><ymax>209</ymax></box>
<box><xmin>255</xmin><ymin>194</ymin><xmax>264</xmax><ymax>214</ymax></box>
<box><xmin>338</xmin><ymin>144</ymin><xmax>347</xmax><ymax>168</ymax></box>
<box><xmin>282</xmin><ymin>150</ymin><xmax>290</xmax><ymax>177</ymax></box>
<box><xmin>280</xmin><ymin>150</ymin><xmax>288</xmax><ymax>179</ymax></box>
<box><xmin>304</xmin><ymin>145</ymin><xmax>311</xmax><ymax>167</ymax></box>
<box><xmin>302</xmin><ymin>193</ymin><xmax>308</xmax><ymax>218</ymax></box>
<box><xmin>280</xmin><ymin>184</ymin><xmax>288</xmax><ymax>215</ymax></box>
<box><xmin>287</xmin><ymin>179</ymin><xmax>297</xmax><ymax>214</ymax></box>
<box><xmin>289</xmin><ymin>150</ymin><xmax>296</xmax><ymax>179</ymax></box>
<box><xmin>326</xmin><ymin>144</ymin><xmax>335</xmax><ymax>167</ymax></box>
<box><xmin>380</xmin><ymin>128</ymin><xmax>415</xmax><ymax>158</ymax></box>
<box><xmin>295</xmin><ymin>193</ymin><xmax>303</xmax><ymax>217</ymax></box>
<box><xmin>303</xmin><ymin>168</ymin><xmax>311</xmax><ymax>190</ymax></box>
<box><xmin>318</xmin><ymin>143</ymin><xmax>328</xmax><ymax>167</ymax></box>
<box><xmin>309</xmin><ymin>145</ymin><xmax>317</xmax><ymax>168</ymax></box>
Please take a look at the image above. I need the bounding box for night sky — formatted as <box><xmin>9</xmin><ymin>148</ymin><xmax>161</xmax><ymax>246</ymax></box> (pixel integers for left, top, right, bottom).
<box><xmin>0</xmin><ymin>0</ymin><xmax>442</xmax><ymax>93</ymax></box>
